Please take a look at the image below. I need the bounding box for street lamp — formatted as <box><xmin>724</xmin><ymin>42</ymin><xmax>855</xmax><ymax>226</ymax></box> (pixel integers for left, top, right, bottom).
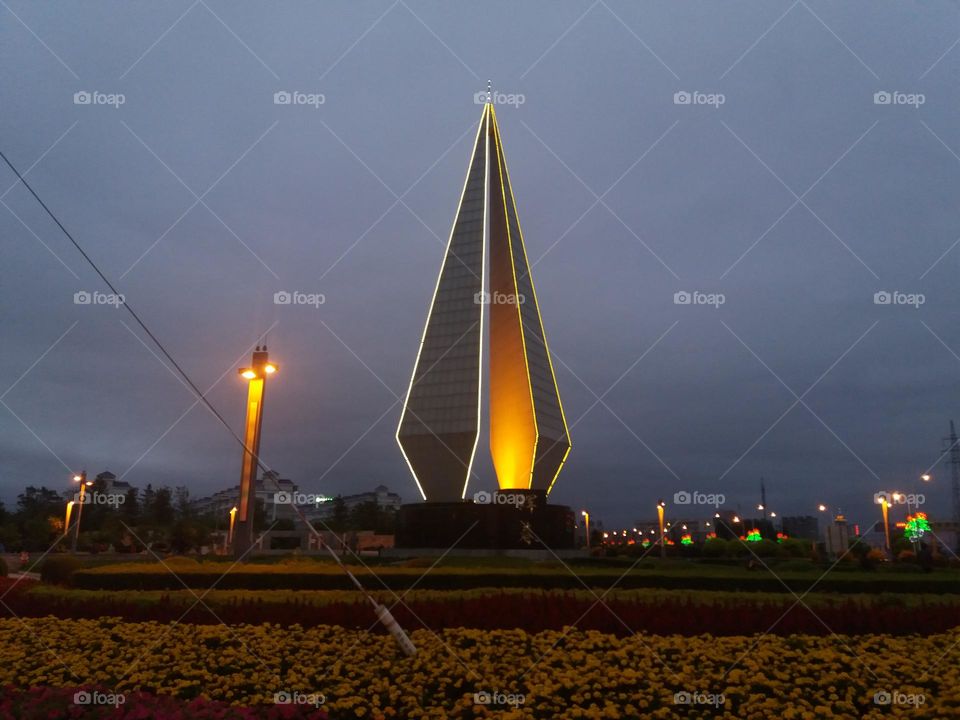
<box><xmin>657</xmin><ymin>499</ymin><xmax>666</xmax><ymax>559</ymax></box>
<box><xmin>63</xmin><ymin>501</ymin><xmax>75</xmax><ymax>538</ymax></box>
<box><xmin>876</xmin><ymin>494</ymin><xmax>892</xmax><ymax>556</ymax></box>
<box><xmin>234</xmin><ymin>346</ymin><xmax>278</xmax><ymax>559</ymax></box>
<box><xmin>581</xmin><ymin>510</ymin><xmax>590</xmax><ymax>550</ymax></box>
<box><xmin>227</xmin><ymin>506</ymin><xmax>238</xmax><ymax>551</ymax></box>
<box><xmin>71</xmin><ymin>471</ymin><xmax>92</xmax><ymax>553</ymax></box>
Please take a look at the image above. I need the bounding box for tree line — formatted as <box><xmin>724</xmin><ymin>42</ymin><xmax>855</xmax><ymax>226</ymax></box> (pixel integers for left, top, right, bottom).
<box><xmin>0</xmin><ymin>477</ymin><xmax>396</xmax><ymax>553</ymax></box>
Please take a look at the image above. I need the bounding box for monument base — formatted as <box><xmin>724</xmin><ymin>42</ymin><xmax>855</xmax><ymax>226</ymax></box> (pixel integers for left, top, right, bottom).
<box><xmin>395</xmin><ymin>491</ymin><xmax>575</xmax><ymax>550</ymax></box>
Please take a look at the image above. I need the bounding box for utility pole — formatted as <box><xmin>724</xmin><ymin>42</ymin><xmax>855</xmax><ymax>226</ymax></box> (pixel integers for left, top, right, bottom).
<box><xmin>943</xmin><ymin>420</ymin><xmax>960</xmax><ymax>526</ymax></box>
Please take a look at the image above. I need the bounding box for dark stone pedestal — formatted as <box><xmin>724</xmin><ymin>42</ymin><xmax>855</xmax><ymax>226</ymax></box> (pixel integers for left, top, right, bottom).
<box><xmin>396</xmin><ymin>491</ymin><xmax>575</xmax><ymax>550</ymax></box>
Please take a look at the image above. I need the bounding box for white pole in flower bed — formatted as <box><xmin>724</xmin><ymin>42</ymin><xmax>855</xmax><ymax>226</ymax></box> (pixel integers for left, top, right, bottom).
<box><xmin>263</xmin><ymin>475</ymin><xmax>417</xmax><ymax>657</ymax></box>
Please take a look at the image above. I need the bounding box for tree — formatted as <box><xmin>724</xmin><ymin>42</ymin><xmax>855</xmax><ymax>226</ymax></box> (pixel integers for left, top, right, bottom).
<box><xmin>174</xmin><ymin>486</ymin><xmax>192</xmax><ymax>520</ymax></box>
<box><xmin>121</xmin><ymin>488</ymin><xmax>140</xmax><ymax>523</ymax></box>
<box><xmin>150</xmin><ymin>487</ymin><xmax>174</xmax><ymax>525</ymax></box>
<box><xmin>141</xmin><ymin>484</ymin><xmax>156</xmax><ymax>519</ymax></box>
<box><xmin>17</xmin><ymin>486</ymin><xmax>63</xmax><ymax>518</ymax></box>
<box><xmin>349</xmin><ymin>500</ymin><xmax>380</xmax><ymax>531</ymax></box>
<box><xmin>330</xmin><ymin>495</ymin><xmax>348</xmax><ymax>531</ymax></box>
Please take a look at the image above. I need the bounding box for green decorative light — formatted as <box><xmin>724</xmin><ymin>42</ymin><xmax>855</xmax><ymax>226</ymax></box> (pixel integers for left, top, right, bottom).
<box><xmin>745</xmin><ymin>529</ymin><xmax>762</xmax><ymax>542</ymax></box>
<box><xmin>904</xmin><ymin>512</ymin><xmax>931</xmax><ymax>542</ymax></box>
<box><xmin>680</xmin><ymin>534</ymin><xmax>693</xmax><ymax>546</ymax></box>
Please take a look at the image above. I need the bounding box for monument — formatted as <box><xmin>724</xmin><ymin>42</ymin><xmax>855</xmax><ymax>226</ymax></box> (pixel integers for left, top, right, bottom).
<box><xmin>396</xmin><ymin>94</ymin><xmax>574</xmax><ymax>549</ymax></box>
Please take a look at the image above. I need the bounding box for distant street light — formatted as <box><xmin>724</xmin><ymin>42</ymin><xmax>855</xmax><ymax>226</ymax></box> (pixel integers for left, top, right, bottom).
<box><xmin>71</xmin><ymin>471</ymin><xmax>92</xmax><ymax>553</ymax></box>
<box><xmin>234</xmin><ymin>346</ymin><xmax>278</xmax><ymax>559</ymax></box>
<box><xmin>581</xmin><ymin>510</ymin><xmax>590</xmax><ymax>550</ymax></box>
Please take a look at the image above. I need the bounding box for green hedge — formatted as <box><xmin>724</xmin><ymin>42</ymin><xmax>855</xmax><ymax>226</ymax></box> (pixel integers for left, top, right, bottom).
<box><xmin>69</xmin><ymin>567</ymin><xmax>960</xmax><ymax>593</ymax></box>
<box><xmin>40</xmin><ymin>556</ymin><xmax>82</xmax><ymax>585</ymax></box>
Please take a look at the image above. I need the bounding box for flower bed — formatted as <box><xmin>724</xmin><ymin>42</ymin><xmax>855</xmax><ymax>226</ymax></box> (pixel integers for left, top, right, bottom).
<box><xmin>0</xmin><ymin>617</ymin><xmax>953</xmax><ymax>718</ymax></box>
<box><xmin>0</xmin><ymin>686</ymin><xmax>328</xmax><ymax>719</ymax></box>
<box><xmin>6</xmin><ymin>585</ymin><xmax>960</xmax><ymax>636</ymax></box>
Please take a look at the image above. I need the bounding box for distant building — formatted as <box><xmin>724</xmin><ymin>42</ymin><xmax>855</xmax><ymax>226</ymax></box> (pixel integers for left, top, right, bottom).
<box><xmin>824</xmin><ymin>515</ymin><xmax>851</xmax><ymax>557</ymax></box>
<box><xmin>782</xmin><ymin>515</ymin><xmax>819</xmax><ymax>541</ymax></box>
<box><xmin>191</xmin><ymin>471</ymin><xmax>299</xmax><ymax>522</ymax></box>
<box><xmin>94</xmin><ymin>471</ymin><xmax>132</xmax><ymax>494</ymax></box>
<box><xmin>307</xmin><ymin>485</ymin><xmax>402</xmax><ymax>520</ymax></box>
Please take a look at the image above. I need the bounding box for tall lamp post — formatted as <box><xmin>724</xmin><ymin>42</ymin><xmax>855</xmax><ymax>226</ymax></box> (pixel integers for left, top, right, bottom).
<box><xmin>71</xmin><ymin>472</ymin><xmax>92</xmax><ymax>553</ymax></box>
<box><xmin>233</xmin><ymin>346</ymin><xmax>277</xmax><ymax>559</ymax></box>
<box><xmin>63</xmin><ymin>501</ymin><xmax>75</xmax><ymax>538</ymax></box>
<box><xmin>877</xmin><ymin>494</ymin><xmax>892</xmax><ymax>556</ymax></box>
<box><xmin>227</xmin><ymin>506</ymin><xmax>238</xmax><ymax>552</ymax></box>
<box><xmin>581</xmin><ymin>510</ymin><xmax>590</xmax><ymax>550</ymax></box>
<box><xmin>657</xmin><ymin>499</ymin><xmax>666</xmax><ymax>559</ymax></box>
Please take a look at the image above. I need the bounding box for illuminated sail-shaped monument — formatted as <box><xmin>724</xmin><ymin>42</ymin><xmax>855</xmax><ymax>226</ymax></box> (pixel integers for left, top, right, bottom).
<box><xmin>397</xmin><ymin>101</ymin><xmax>571</xmax><ymax>505</ymax></box>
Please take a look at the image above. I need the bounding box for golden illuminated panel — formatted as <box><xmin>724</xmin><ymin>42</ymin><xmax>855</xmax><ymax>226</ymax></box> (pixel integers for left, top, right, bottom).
<box><xmin>487</xmin><ymin>112</ymin><xmax>537</xmax><ymax>491</ymax></box>
<box><xmin>397</xmin><ymin>106</ymin><xmax>490</xmax><ymax>502</ymax></box>
<box><xmin>238</xmin><ymin>378</ymin><xmax>264</xmax><ymax>522</ymax></box>
<box><xmin>488</xmin><ymin>107</ymin><xmax>571</xmax><ymax>494</ymax></box>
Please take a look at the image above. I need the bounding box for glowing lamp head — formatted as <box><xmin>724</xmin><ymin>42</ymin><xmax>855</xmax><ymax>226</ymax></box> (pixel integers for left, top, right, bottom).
<box><xmin>921</xmin><ymin>474</ymin><xmax>932</xmax><ymax>482</ymax></box>
<box><xmin>818</xmin><ymin>504</ymin><xmax>827</xmax><ymax>512</ymax></box>
<box><xmin>73</xmin><ymin>475</ymin><xmax>82</xmax><ymax>482</ymax></box>
<box><xmin>264</xmin><ymin>363</ymin><xmax>277</xmax><ymax>374</ymax></box>
<box><xmin>239</xmin><ymin>368</ymin><xmax>257</xmax><ymax>380</ymax></box>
